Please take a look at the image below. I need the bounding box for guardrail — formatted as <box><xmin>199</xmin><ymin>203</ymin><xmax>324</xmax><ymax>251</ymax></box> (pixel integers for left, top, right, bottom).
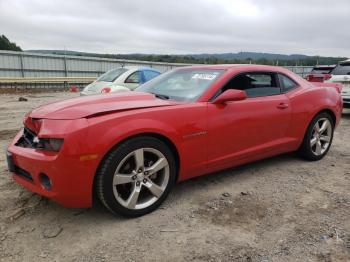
<box><xmin>0</xmin><ymin>76</ymin><xmax>96</xmax><ymax>91</ymax></box>
<box><xmin>0</xmin><ymin>50</ymin><xmax>192</xmax><ymax>78</ymax></box>
<box><xmin>0</xmin><ymin>77</ymin><xmax>96</xmax><ymax>83</ymax></box>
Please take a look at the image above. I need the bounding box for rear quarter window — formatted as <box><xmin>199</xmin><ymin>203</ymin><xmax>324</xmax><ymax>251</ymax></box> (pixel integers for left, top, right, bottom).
<box><xmin>278</xmin><ymin>74</ymin><xmax>298</xmax><ymax>92</ymax></box>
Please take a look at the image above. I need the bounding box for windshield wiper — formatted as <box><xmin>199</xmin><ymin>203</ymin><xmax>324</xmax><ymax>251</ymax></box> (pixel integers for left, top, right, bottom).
<box><xmin>152</xmin><ymin>93</ymin><xmax>170</xmax><ymax>100</ymax></box>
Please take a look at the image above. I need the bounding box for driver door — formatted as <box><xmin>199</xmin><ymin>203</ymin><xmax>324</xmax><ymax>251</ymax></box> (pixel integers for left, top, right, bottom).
<box><xmin>206</xmin><ymin>71</ymin><xmax>292</xmax><ymax>171</ymax></box>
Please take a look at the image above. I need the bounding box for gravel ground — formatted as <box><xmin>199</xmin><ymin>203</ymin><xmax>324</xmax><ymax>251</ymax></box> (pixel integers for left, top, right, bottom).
<box><xmin>0</xmin><ymin>92</ymin><xmax>349</xmax><ymax>262</ymax></box>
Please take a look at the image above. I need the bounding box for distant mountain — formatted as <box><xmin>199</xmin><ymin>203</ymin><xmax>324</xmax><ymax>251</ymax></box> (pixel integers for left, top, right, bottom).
<box><xmin>26</xmin><ymin>49</ymin><xmax>347</xmax><ymax>66</ymax></box>
<box><xmin>27</xmin><ymin>49</ymin><xmax>84</xmax><ymax>56</ymax></box>
<box><xmin>186</xmin><ymin>52</ymin><xmax>310</xmax><ymax>61</ymax></box>
<box><xmin>25</xmin><ymin>50</ymin><xmax>313</xmax><ymax>60</ymax></box>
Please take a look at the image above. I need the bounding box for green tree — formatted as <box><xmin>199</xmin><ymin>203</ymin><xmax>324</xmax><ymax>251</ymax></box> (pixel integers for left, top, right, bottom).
<box><xmin>0</xmin><ymin>35</ymin><xmax>22</xmax><ymax>51</ymax></box>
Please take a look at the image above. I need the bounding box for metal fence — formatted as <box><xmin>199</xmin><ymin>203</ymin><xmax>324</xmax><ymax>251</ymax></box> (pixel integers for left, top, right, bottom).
<box><xmin>0</xmin><ymin>50</ymin><xmax>313</xmax><ymax>88</ymax></box>
<box><xmin>0</xmin><ymin>50</ymin><xmax>193</xmax><ymax>78</ymax></box>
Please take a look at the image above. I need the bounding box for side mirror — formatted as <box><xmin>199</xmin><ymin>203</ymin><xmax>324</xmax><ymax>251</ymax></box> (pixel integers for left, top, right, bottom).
<box><xmin>213</xmin><ymin>89</ymin><xmax>247</xmax><ymax>104</ymax></box>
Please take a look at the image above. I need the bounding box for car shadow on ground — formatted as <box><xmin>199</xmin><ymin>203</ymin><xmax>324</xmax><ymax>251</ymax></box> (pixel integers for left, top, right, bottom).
<box><xmin>341</xmin><ymin>110</ymin><xmax>350</xmax><ymax>119</ymax></box>
<box><xmin>81</xmin><ymin>152</ymin><xmax>299</xmax><ymax>220</ymax></box>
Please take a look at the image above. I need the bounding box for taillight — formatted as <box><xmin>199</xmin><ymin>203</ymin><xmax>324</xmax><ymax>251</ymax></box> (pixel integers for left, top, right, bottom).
<box><xmin>101</xmin><ymin>87</ymin><xmax>111</xmax><ymax>93</ymax></box>
<box><xmin>323</xmin><ymin>74</ymin><xmax>332</xmax><ymax>81</ymax></box>
<box><xmin>306</xmin><ymin>74</ymin><xmax>331</xmax><ymax>83</ymax></box>
<box><xmin>306</xmin><ymin>74</ymin><xmax>317</xmax><ymax>82</ymax></box>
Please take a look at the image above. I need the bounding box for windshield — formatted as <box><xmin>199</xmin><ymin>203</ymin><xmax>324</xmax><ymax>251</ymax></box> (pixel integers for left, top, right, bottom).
<box><xmin>97</xmin><ymin>68</ymin><xmax>128</xmax><ymax>82</ymax></box>
<box><xmin>331</xmin><ymin>63</ymin><xmax>350</xmax><ymax>75</ymax></box>
<box><xmin>136</xmin><ymin>68</ymin><xmax>224</xmax><ymax>101</ymax></box>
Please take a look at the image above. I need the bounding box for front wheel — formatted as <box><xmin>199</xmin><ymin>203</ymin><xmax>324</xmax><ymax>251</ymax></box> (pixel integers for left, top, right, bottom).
<box><xmin>298</xmin><ymin>112</ymin><xmax>334</xmax><ymax>161</ymax></box>
<box><xmin>96</xmin><ymin>136</ymin><xmax>177</xmax><ymax>217</ymax></box>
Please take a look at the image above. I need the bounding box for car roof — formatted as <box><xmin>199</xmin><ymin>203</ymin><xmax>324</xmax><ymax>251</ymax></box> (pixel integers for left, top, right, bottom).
<box><xmin>339</xmin><ymin>59</ymin><xmax>350</xmax><ymax>65</ymax></box>
<box><xmin>177</xmin><ymin>64</ymin><xmax>292</xmax><ymax>73</ymax></box>
<box><xmin>122</xmin><ymin>66</ymin><xmax>160</xmax><ymax>72</ymax></box>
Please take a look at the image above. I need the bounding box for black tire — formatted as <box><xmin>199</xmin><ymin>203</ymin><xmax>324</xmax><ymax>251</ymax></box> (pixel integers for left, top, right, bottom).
<box><xmin>96</xmin><ymin>136</ymin><xmax>177</xmax><ymax>217</ymax></box>
<box><xmin>298</xmin><ymin>112</ymin><xmax>334</xmax><ymax>161</ymax></box>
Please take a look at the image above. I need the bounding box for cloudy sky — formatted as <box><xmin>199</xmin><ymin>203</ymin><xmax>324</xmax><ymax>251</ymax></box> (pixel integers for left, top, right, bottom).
<box><xmin>0</xmin><ymin>0</ymin><xmax>349</xmax><ymax>56</ymax></box>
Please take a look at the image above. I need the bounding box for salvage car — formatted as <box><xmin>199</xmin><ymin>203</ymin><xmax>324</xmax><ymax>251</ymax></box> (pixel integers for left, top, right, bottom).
<box><xmin>305</xmin><ymin>65</ymin><xmax>335</xmax><ymax>82</ymax></box>
<box><xmin>326</xmin><ymin>60</ymin><xmax>350</xmax><ymax>108</ymax></box>
<box><xmin>6</xmin><ymin>65</ymin><xmax>343</xmax><ymax>216</ymax></box>
<box><xmin>80</xmin><ymin>67</ymin><xmax>161</xmax><ymax>95</ymax></box>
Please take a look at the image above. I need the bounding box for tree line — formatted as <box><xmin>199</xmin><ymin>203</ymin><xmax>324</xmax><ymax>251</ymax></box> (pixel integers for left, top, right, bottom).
<box><xmin>0</xmin><ymin>35</ymin><xmax>22</xmax><ymax>51</ymax></box>
<box><xmin>0</xmin><ymin>34</ymin><xmax>346</xmax><ymax>66</ymax></box>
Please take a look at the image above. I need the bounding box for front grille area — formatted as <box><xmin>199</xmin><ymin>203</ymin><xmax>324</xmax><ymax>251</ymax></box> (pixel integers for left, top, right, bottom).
<box><xmin>14</xmin><ymin>165</ymin><xmax>33</xmax><ymax>182</ymax></box>
<box><xmin>343</xmin><ymin>98</ymin><xmax>350</xmax><ymax>103</ymax></box>
<box><xmin>15</xmin><ymin>127</ymin><xmax>38</xmax><ymax>149</ymax></box>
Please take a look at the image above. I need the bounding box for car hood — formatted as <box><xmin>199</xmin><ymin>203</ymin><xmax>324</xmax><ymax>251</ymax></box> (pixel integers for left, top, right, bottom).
<box><xmin>29</xmin><ymin>92</ymin><xmax>180</xmax><ymax>120</ymax></box>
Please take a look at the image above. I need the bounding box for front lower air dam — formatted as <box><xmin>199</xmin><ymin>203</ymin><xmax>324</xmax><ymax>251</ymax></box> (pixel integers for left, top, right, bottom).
<box><xmin>39</xmin><ymin>173</ymin><xmax>52</xmax><ymax>190</ymax></box>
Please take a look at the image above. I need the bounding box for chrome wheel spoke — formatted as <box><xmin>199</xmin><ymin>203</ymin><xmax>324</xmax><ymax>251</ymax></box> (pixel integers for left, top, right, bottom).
<box><xmin>125</xmin><ymin>186</ymin><xmax>141</xmax><ymax>209</ymax></box>
<box><xmin>113</xmin><ymin>173</ymin><xmax>135</xmax><ymax>185</ymax></box>
<box><xmin>134</xmin><ymin>148</ymin><xmax>144</xmax><ymax>169</ymax></box>
<box><xmin>145</xmin><ymin>180</ymin><xmax>164</xmax><ymax>198</ymax></box>
<box><xmin>146</xmin><ymin>157</ymin><xmax>167</xmax><ymax>175</ymax></box>
<box><xmin>314</xmin><ymin>122</ymin><xmax>320</xmax><ymax>133</ymax></box>
<box><xmin>310</xmin><ymin>137</ymin><xmax>317</xmax><ymax>147</ymax></box>
<box><xmin>315</xmin><ymin>141</ymin><xmax>322</xmax><ymax>155</ymax></box>
<box><xmin>318</xmin><ymin>120</ymin><xmax>329</xmax><ymax>134</ymax></box>
<box><xmin>320</xmin><ymin>135</ymin><xmax>330</xmax><ymax>142</ymax></box>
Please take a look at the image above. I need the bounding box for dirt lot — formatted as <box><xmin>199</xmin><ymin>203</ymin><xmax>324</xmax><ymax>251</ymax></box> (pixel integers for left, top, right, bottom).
<box><xmin>0</xmin><ymin>92</ymin><xmax>349</xmax><ymax>262</ymax></box>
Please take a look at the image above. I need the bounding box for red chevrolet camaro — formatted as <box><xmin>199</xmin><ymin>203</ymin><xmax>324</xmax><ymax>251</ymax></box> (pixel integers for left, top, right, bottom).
<box><xmin>7</xmin><ymin>65</ymin><xmax>343</xmax><ymax>216</ymax></box>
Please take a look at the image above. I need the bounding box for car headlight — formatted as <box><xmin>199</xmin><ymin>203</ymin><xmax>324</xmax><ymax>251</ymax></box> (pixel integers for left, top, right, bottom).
<box><xmin>36</xmin><ymin>138</ymin><xmax>64</xmax><ymax>152</ymax></box>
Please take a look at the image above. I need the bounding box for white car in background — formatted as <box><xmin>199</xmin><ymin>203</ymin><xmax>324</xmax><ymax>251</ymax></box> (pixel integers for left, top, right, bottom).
<box><xmin>81</xmin><ymin>66</ymin><xmax>161</xmax><ymax>95</ymax></box>
<box><xmin>326</xmin><ymin>59</ymin><xmax>350</xmax><ymax>108</ymax></box>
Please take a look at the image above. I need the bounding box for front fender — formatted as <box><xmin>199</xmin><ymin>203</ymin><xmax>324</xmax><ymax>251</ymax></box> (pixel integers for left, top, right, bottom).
<box><xmin>94</xmin><ymin>118</ymin><xmax>182</xmax><ymax>155</ymax></box>
<box><xmin>85</xmin><ymin>116</ymin><xmax>183</xmax><ymax>169</ymax></box>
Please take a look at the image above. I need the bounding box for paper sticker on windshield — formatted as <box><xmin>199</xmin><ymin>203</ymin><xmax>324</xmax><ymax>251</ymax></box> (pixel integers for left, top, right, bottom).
<box><xmin>192</xmin><ymin>73</ymin><xmax>218</xmax><ymax>80</ymax></box>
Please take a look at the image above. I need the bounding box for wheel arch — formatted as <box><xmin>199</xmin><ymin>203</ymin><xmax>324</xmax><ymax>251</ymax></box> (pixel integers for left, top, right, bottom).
<box><xmin>313</xmin><ymin>108</ymin><xmax>337</xmax><ymax>126</ymax></box>
<box><xmin>296</xmin><ymin>107</ymin><xmax>337</xmax><ymax>150</ymax></box>
<box><xmin>92</xmin><ymin>132</ymin><xmax>181</xmax><ymax>201</ymax></box>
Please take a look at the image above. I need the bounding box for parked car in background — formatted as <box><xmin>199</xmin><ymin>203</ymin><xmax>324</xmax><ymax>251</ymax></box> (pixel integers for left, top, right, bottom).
<box><xmin>7</xmin><ymin>65</ymin><xmax>343</xmax><ymax>217</ymax></box>
<box><xmin>81</xmin><ymin>67</ymin><xmax>161</xmax><ymax>95</ymax></box>
<box><xmin>326</xmin><ymin>60</ymin><xmax>350</xmax><ymax>108</ymax></box>
<box><xmin>305</xmin><ymin>65</ymin><xmax>335</xmax><ymax>82</ymax></box>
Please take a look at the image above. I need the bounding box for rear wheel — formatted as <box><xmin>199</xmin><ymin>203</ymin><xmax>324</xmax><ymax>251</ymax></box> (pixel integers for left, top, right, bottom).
<box><xmin>298</xmin><ymin>112</ymin><xmax>334</xmax><ymax>161</ymax></box>
<box><xmin>96</xmin><ymin>136</ymin><xmax>177</xmax><ymax>217</ymax></box>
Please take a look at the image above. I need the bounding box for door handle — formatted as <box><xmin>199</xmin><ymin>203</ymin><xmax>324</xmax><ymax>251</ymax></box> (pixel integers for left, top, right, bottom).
<box><xmin>277</xmin><ymin>103</ymin><xmax>289</xmax><ymax>109</ymax></box>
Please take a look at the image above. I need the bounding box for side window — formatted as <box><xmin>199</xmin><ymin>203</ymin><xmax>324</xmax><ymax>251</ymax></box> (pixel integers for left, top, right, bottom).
<box><xmin>279</xmin><ymin>74</ymin><xmax>298</xmax><ymax>92</ymax></box>
<box><xmin>125</xmin><ymin>71</ymin><xmax>140</xmax><ymax>84</ymax></box>
<box><xmin>222</xmin><ymin>72</ymin><xmax>281</xmax><ymax>98</ymax></box>
<box><xmin>143</xmin><ymin>70</ymin><xmax>160</xmax><ymax>82</ymax></box>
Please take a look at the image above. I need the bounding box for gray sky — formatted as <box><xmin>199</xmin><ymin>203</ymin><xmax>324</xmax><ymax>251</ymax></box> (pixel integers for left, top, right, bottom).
<box><xmin>0</xmin><ymin>0</ymin><xmax>349</xmax><ymax>56</ymax></box>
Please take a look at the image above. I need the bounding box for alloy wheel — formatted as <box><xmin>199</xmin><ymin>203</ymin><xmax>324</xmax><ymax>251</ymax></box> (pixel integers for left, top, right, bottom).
<box><xmin>310</xmin><ymin>118</ymin><xmax>332</xmax><ymax>156</ymax></box>
<box><xmin>112</xmin><ymin>148</ymin><xmax>170</xmax><ymax>210</ymax></box>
